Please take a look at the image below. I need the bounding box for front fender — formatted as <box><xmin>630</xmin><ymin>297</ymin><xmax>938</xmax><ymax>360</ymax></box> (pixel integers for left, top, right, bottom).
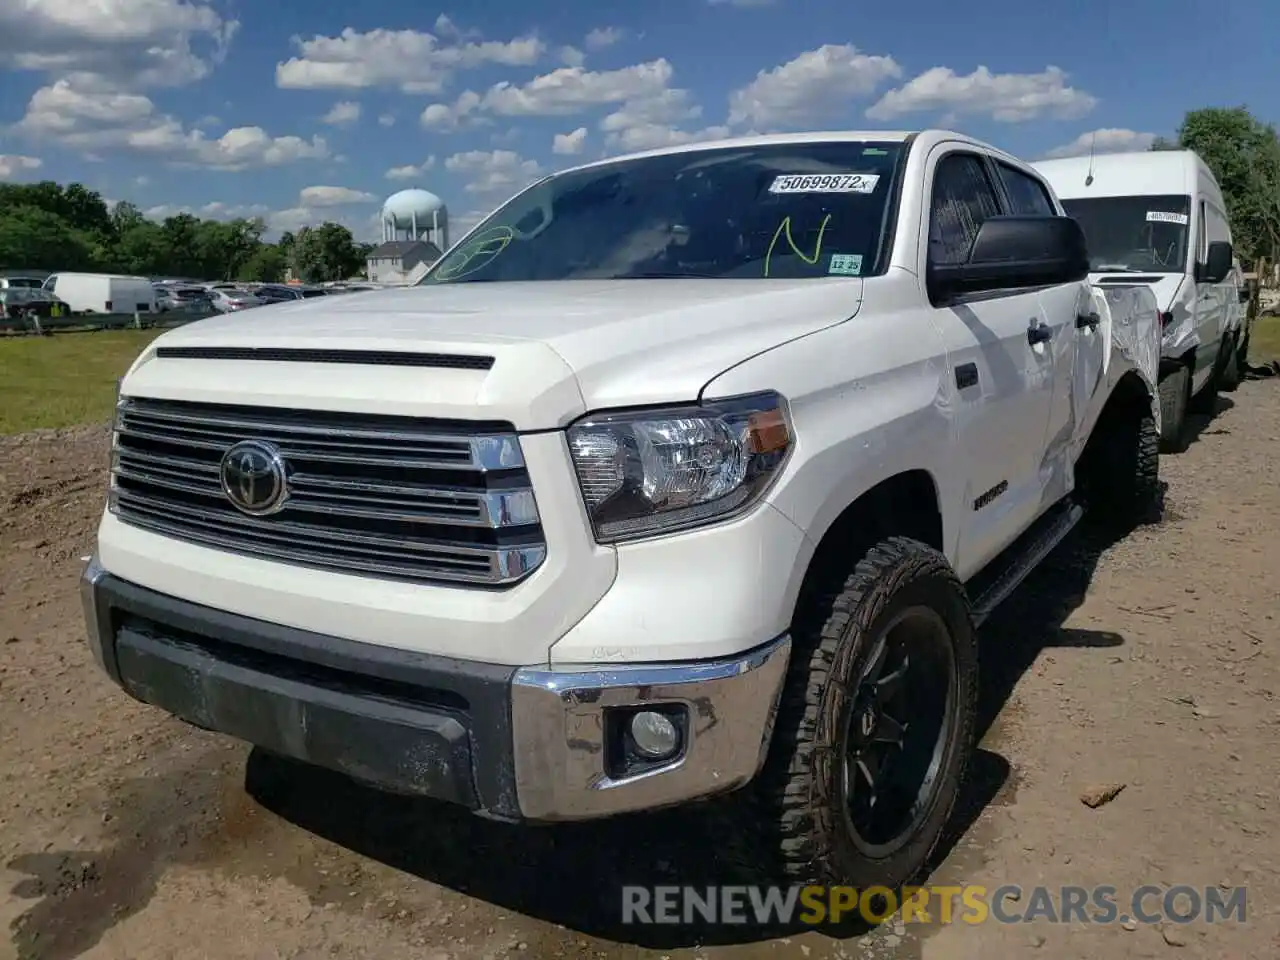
<box><xmin>700</xmin><ymin>307</ymin><xmax>958</xmax><ymax>566</ymax></box>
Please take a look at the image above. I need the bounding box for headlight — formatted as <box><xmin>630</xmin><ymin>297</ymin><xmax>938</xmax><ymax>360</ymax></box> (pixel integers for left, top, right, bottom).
<box><xmin>567</xmin><ymin>390</ymin><xmax>793</xmax><ymax>543</ymax></box>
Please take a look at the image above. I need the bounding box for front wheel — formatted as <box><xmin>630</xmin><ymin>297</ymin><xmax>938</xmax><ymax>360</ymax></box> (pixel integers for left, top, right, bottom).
<box><xmin>738</xmin><ymin>537</ymin><xmax>978</xmax><ymax>888</ymax></box>
<box><xmin>1159</xmin><ymin>365</ymin><xmax>1192</xmax><ymax>453</ymax></box>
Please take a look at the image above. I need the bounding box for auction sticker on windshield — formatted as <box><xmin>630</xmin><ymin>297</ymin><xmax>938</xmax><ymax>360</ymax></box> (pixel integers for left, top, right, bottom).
<box><xmin>1146</xmin><ymin>211</ymin><xmax>1189</xmax><ymax>225</ymax></box>
<box><xmin>768</xmin><ymin>174</ymin><xmax>881</xmax><ymax>195</ymax></box>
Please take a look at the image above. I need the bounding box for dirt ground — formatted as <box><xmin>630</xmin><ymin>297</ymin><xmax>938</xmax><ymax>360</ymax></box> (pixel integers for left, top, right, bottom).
<box><xmin>2</xmin><ymin>378</ymin><xmax>1279</xmax><ymax>960</ymax></box>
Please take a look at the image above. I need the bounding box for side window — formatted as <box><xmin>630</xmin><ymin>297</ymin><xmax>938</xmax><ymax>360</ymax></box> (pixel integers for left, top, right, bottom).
<box><xmin>928</xmin><ymin>153</ymin><xmax>1004</xmax><ymax>266</ymax></box>
<box><xmin>996</xmin><ymin>163</ymin><xmax>1056</xmax><ymax>216</ymax></box>
<box><xmin>44</xmin><ymin>276</ymin><xmax>57</xmax><ymax>292</ymax></box>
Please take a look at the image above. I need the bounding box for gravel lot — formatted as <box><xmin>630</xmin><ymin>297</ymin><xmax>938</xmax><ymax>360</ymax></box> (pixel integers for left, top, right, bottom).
<box><xmin>2</xmin><ymin>377</ymin><xmax>1278</xmax><ymax>960</ymax></box>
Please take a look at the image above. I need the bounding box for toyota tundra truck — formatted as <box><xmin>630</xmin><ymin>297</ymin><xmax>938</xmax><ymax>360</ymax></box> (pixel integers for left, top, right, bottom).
<box><xmin>82</xmin><ymin>129</ymin><xmax>1161</xmax><ymax>890</ymax></box>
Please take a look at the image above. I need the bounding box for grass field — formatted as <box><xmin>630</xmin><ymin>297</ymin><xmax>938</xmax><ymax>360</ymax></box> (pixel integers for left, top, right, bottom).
<box><xmin>3</xmin><ymin>316</ymin><xmax>1279</xmax><ymax>437</ymax></box>
<box><xmin>1</xmin><ymin>329</ymin><xmax>162</xmax><ymax>435</ymax></box>
<box><xmin>1250</xmin><ymin>313</ymin><xmax>1280</xmax><ymax>362</ymax></box>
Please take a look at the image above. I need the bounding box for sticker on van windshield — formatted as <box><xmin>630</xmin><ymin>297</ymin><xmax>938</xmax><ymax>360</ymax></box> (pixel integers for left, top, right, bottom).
<box><xmin>828</xmin><ymin>254</ymin><xmax>863</xmax><ymax>276</ymax></box>
<box><xmin>1146</xmin><ymin>211</ymin><xmax>1189</xmax><ymax>225</ymax></box>
<box><xmin>769</xmin><ymin>173</ymin><xmax>881</xmax><ymax>195</ymax></box>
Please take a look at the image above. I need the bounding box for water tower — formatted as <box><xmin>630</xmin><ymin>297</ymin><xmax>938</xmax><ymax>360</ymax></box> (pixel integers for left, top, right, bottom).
<box><xmin>380</xmin><ymin>188</ymin><xmax>449</xmax><ymax>249</ymax></box>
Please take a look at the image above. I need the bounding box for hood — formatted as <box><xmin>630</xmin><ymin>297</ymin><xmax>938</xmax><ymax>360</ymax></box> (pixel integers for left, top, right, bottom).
<box><xmin>1090</xmin><ymin>272</ymin><xmax>1185</xmax><ymax>313</ymax></box>
<box><xmin>125</xmin><ymin>279</ymin><xmax>862</xmax><ymax>429</ymax></box>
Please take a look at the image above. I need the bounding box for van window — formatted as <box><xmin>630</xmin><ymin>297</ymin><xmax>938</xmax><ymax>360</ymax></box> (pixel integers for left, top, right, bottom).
<box><xmin>1059</xmin><ymin>194</ymin><xmax>1191</xmax><ymax>274</ymax></box>
<box><xmin>996</xmin><ymin>163</ymin><xmax>1056</xmax><ymax>216</ymax></box>
<box><xmin>43</xmin><ymin>276</ymin><xmax>57</xmax><ymax>292</ymax></box>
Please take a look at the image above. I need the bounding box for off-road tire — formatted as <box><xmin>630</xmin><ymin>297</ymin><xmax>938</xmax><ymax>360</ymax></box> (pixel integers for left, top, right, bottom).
<box><xmin>725</xmin><ymin>537</ymin><xmax>978</xmax><ymax>888</ymax></box>
<box><xmin>1221</xmin><ymin>332</ymin><xmax>1242</xmax><ymax>392</ymax></box>
<box><xmin>1077</xmin><ymin>398</ymin><xmax>1161</xmax><ymax>530</ymax></box>
<box><xmin>1159</xmin><ymin>364</ymin><xmax>1192</xmax><ymax>453</ymax></box>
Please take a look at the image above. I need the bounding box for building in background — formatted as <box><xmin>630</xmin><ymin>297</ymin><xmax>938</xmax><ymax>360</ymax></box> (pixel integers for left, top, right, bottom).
<box><xmin>366</xmin><ymin>239</ymin><xmax>442</xmax><ymax>284</ymax></box>
<box><xmin>370</xmin><ymin>188</ymin><xmax>449</xmax><ymax>284</ymax></box>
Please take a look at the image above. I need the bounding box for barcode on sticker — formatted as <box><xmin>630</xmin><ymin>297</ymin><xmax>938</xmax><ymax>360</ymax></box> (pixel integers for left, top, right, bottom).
<box><xmin>1146</xmin><ymin>211</ymin><xmax>1189</xmax><ymax>225</ymax></box>
<box><xmin>768</xmin><ymin>173</ymin><xmax>881</xmax><ymax>195</ymax></box>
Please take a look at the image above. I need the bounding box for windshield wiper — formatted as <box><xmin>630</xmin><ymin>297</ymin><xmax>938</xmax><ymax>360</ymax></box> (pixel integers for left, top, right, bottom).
<box><xmin>1093</xmin><ymin>264</ymin><xmax>1146</xmax><ymax>273</ymax></box>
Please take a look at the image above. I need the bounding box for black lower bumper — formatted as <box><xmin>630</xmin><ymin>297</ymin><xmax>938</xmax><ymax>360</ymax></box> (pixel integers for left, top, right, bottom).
<box><xmin>83</xmin><ymin>561</ymin><xmax>523</xmax><ymax>820</ymax></box>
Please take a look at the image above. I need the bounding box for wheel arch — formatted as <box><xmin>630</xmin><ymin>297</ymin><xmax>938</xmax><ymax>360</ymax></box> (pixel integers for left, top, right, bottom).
<box><xmin>794</xmin><ymin>469</ymin><xmax>946</xmax><ymax>612</ymax></box>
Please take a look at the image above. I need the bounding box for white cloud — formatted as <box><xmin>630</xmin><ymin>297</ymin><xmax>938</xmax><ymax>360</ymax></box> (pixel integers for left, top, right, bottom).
<box><xmin>476</xmin><ymin>59</ymin><xmax>675</xmax><ymax>116</ymax></box>
<box><xmin>1042</xmin><ymin>128</ymin><xmax>1158</xmax><ymax>160</ymax></box>
<box><xmin>144</xmin><ymin>200</ymin><xmax>270</xmax><ymax>221</ymax></box>
<box><xmin>553</xmin><ymin>127</ymin><xmax>588</xmax><ymax>155</ymax></box>
<box><xmin>0</xmin><ymin>0</ymin><xmax>239</xmax><ymax>89</ymax></box>
<box><xmin>444</xmin><ymin>149</ymin><xmax>543</xmax><ymax>199</ymax></box>
<box><xmin>559</xmin><ymin>46</ymin><xmax>585</xmax><ymax>68</ymax></box>
<box><xmin>420</xmin><ymin>90</ymin><xmax>483</xmax><ymax>131</ymax></box>
<box><xmin>728</xmin><ymin>45</ymin><xmax>901</xmax><ymax>129</ymax></box>
<box><xmin>584</xmin><ymin>27</ymin><xmax>624</xmax><ymax>50</ymax></box>
<box><xmin>606</xmin><ymin>124</ymin><xmax>732</xmax><ymax>154</ymax></box>
<box><xmin>866</xmin><ymin>65</ymin><xmax>1097</xmax><ymax>123</ymax></box>
<box><xmin>385</xmin><ymin>156</ymin><xmax>437</xmax><ymax>180</ymax></box>
<box><xmin>321</xmin><ymin>100</ymin><xmax>361</xmax><ymax>126</ymax></box>
<box><xmin>275</xmin><ymin>26</ymin><xmax>544</xmax><ymax>94</ymax></box>
<box><xmin>299</xmin><ymin>186</ymin><xmax>377</xmax><ymax>207</ymax></box>
<box><xmin>0</xmin><ymin>154</ymin><xmax>43</xmax><ymax>178</ymax></box>
<box><xmin>378</xmin><ymin>112</ymin><xmax>396</xmax><ymax>127</ymax></box>
<box><xmin>16</xmin><ymin>73</ymin><xmax>329</xmax><ymax>170</ymax></box>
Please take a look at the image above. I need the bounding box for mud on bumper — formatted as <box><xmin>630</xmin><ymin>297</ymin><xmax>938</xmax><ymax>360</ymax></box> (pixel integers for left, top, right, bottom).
<box><xmin>80</xmin><ymin>556</ymin><xmax>790</xmax><ymax>822</ymax></box>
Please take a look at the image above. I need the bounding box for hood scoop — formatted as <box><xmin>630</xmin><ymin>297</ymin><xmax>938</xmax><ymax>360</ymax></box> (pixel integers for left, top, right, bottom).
<box><xmin>153</xmin><ymin>345</ymin><xmax>495</xmax><ymax>370</ymax></box>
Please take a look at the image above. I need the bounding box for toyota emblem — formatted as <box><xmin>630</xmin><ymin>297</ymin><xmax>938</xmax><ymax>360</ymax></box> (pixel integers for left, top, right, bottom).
<box><xmin>220</xmin><ymin>440</ymin><xmax>288</xmax><ymax>515</ymax></box>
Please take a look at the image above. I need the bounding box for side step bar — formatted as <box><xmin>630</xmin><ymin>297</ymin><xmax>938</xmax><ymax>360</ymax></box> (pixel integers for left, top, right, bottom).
<box><xmin>968</xmin><ymin>501</ymin><xmax>1084</xmax><ymax>626</ymax></box>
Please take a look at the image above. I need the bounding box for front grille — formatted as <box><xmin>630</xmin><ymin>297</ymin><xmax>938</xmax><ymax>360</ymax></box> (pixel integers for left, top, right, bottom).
<box><xmin>109</xmin><ymin>397</ymin><xmax>546</xmax><ymax>587</ymax></box>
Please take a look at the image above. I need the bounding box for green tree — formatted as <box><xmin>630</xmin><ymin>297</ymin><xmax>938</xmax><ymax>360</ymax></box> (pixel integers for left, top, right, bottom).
<box><xmin>1174</xmin><ymin>106</ymin><xmax>1280</xmax><ymax>260</ymax></box>
<box><xmin>237</xmin><ymin>244</ymin><xmax>288</xmax><ymax>282</ymax></box>
<box><xmin>290</xmin><ymin>222</ymin><xmax>364</xmax><ymax>282</ymax></box>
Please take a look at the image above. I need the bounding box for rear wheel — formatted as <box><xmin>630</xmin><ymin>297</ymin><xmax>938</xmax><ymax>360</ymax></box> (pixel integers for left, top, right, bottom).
<box><xmin>731</xmin><ymin>537</ymin><xmax>977</xmax><ymax>888</ymax></box>
<box><xmin>1221</xmin><ymin>332</ymin><xmax>1242</xmax><ymax>392</ymax></box>
<box><xmin>1077</xmin><ymin>394</ymin><xmax>1162</xmax><ymax>529</ymax></box>
<box><xmin>1159</xmin><ymin>364</ymin><xmax>1192</xmax><ymax>453</ymax></box>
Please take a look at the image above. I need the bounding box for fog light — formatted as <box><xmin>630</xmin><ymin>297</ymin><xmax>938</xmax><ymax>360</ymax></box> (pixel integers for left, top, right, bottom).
<box><xmin>629</xmin><ymin>710</ymin><xmax>680</xmax><ymax>759</ymax></box>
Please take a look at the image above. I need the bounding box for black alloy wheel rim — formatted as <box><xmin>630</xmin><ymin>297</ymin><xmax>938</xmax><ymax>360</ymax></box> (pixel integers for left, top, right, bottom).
<box><xmin>841</xmin><ymin>604</ymin><xmax>959</xmax><ymax>859</ymax></box>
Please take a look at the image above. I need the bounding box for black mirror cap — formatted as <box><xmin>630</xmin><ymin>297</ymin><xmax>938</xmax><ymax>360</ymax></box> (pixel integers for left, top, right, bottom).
<box><xmin>1199</xmin><ymin>240</ymin><xmax>1233</xmax><ymax>285</ymax></box>
<box><xmin>928</xmin><ymin>215</ymin><xmax>1090</xmax><ymax>301</ymax></box>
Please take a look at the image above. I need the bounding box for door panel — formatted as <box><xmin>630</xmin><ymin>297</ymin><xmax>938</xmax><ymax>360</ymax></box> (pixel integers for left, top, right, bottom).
<box><xmin>921</xmin><ymin>149</ymin><xmax>1057</xmax><ymax>579</ymax></box>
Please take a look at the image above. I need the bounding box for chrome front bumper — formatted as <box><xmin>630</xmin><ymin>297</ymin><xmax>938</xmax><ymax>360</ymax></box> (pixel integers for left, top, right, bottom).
<box><xmin>81</xmin><ymin>555</ymin><xmax>791</xmax><ymax>821</ymax></box>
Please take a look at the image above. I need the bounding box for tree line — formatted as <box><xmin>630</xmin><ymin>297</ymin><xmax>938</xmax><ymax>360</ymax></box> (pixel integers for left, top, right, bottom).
<box><xmin>2</xmin><ymin>106</ymin><xmax>1277</xmax><ymax>282</ymax></box>
<box><xmin>1152</xmin><ymin>107</ymin><xmax>1280</xmax><ymax>264</ymax></box>
<box><xmin>0</xmin><ymin>181</ymin><xmax>373</xmax><ymax>284</ymax></box>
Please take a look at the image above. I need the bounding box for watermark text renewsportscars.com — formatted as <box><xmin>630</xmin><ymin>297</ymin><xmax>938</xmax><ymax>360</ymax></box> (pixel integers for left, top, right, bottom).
<box><xmin>620</xmin><ymin>884</ymin><xmax>1247</xmax><ymax>927</ymax></box>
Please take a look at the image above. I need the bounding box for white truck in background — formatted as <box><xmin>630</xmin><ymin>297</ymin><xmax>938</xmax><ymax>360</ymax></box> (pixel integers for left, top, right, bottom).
<box><xmin>42</xmin><ymin>272</ymin><xmax>157</xmax><ymax>316</ymax></box>
<box><xmin>82</xmin><ymin>129</ymin><xmax>1161</xmax><ymax>889</ymax></box>
<box><xmin>1034</xmin><ymin>149</ymin><xmax>1241</xmax><ymax>452</ymax></box>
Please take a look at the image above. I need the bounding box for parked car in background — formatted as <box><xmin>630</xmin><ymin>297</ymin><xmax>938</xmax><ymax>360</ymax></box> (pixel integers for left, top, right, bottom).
<box><xmin>254</xmin><ymin>284</ymin><xmax>329</xmax><ymax>304</ymax></box>
<box><xmin>42</xmin><ymin>273</ymin><xmax>157</xmax><ymax>315</ymax></box>
<box><xmin>0</xmin><ymin>276</ymin><xmax>46</xmax><ymax>291</ymax></box>
<box><xmin>1033</xmin><ymin>149</ymin><xmax>1238</xmax><ymax>453</ymax></box>
<box><xmin>0</xmin><ymin>285</ymin><xmax>71</xmax><ymax>325</ymax></box>
<box><xmin>207</xmin><ymin>287</ymin><xmax>264</xmax><ymax>312</ymax></box>
<box><xmin>155</xmin><ymin>286</ymin><xmax>214</xmax><ymax>312</ymax></box>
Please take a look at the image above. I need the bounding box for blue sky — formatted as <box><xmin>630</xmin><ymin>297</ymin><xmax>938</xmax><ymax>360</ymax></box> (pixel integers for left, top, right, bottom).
<box><xmin>0</xmin><ymin>0</ymin><xmax>1272</xmax><ymax>241</ymax></box>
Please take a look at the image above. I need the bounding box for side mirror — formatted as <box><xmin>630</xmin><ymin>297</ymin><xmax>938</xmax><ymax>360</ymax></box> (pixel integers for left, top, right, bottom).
<box><xmin>928</xmin><ymin>215</ymin><xmax>1089</xmax><ymax>302</ymax></box>
<box><xmin>1197</xmin><ymin>240</ymin><xmax>1233</xmax><ymax>285</ymax></box>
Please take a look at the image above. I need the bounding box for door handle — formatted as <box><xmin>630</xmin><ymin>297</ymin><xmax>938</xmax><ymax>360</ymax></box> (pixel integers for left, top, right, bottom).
<box><xmin>1076</xmin><ymin>311</ymin><xmax>1100</xmax><ymax>330</ymax></box>
<box><xmin>1027</xmin><ymin>321</ymin><xmax>1053</xmax><ymax>346</ymax></box>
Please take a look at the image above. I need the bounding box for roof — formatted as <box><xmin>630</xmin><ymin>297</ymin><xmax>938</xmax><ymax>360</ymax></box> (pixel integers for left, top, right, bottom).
<box><xmin>367</xmin><ymin>239</ymin><xmax>442</xmax><ymax>260</ymax></box>
<box><xmin>1032</xmin><ymin>150</ymin><xmax>1209</xmax><ymax>200</ymax></box>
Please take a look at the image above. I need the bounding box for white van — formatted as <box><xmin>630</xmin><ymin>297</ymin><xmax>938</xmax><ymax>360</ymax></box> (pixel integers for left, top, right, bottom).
<box><xmin>42</xmin><ymin>273</ymin><xmax>157</xmax><ymax>316</ymax></box>
<box><xmin>1033</xmin><ymin>149</ymin><xmax>1237</xmax><ymax>451</ymax></box>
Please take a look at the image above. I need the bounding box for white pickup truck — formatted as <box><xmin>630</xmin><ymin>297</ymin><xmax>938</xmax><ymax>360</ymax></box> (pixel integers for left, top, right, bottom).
<box><xmin>82</xmin><ymin>129</ymin><xmax>1161</xmax><ymax>890</ymax></box>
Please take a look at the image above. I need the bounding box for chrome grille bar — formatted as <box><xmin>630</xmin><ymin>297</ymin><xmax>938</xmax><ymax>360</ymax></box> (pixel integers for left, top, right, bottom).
<box><xmin>109</xmin><ymin>397</ymin><xmax>546</xmax><ymax>587</ymax></box>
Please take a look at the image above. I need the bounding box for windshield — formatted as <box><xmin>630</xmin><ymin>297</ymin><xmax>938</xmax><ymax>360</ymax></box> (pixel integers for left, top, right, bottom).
<box><xmin>1060</xmin><ymin>194</ymin><xmax>1191</xmax><ymax>274</ymax></box>
<box><xmin>420</xmin><ymin>141</ymin><xmax>905</xmax><ymax>284</ymax></box>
